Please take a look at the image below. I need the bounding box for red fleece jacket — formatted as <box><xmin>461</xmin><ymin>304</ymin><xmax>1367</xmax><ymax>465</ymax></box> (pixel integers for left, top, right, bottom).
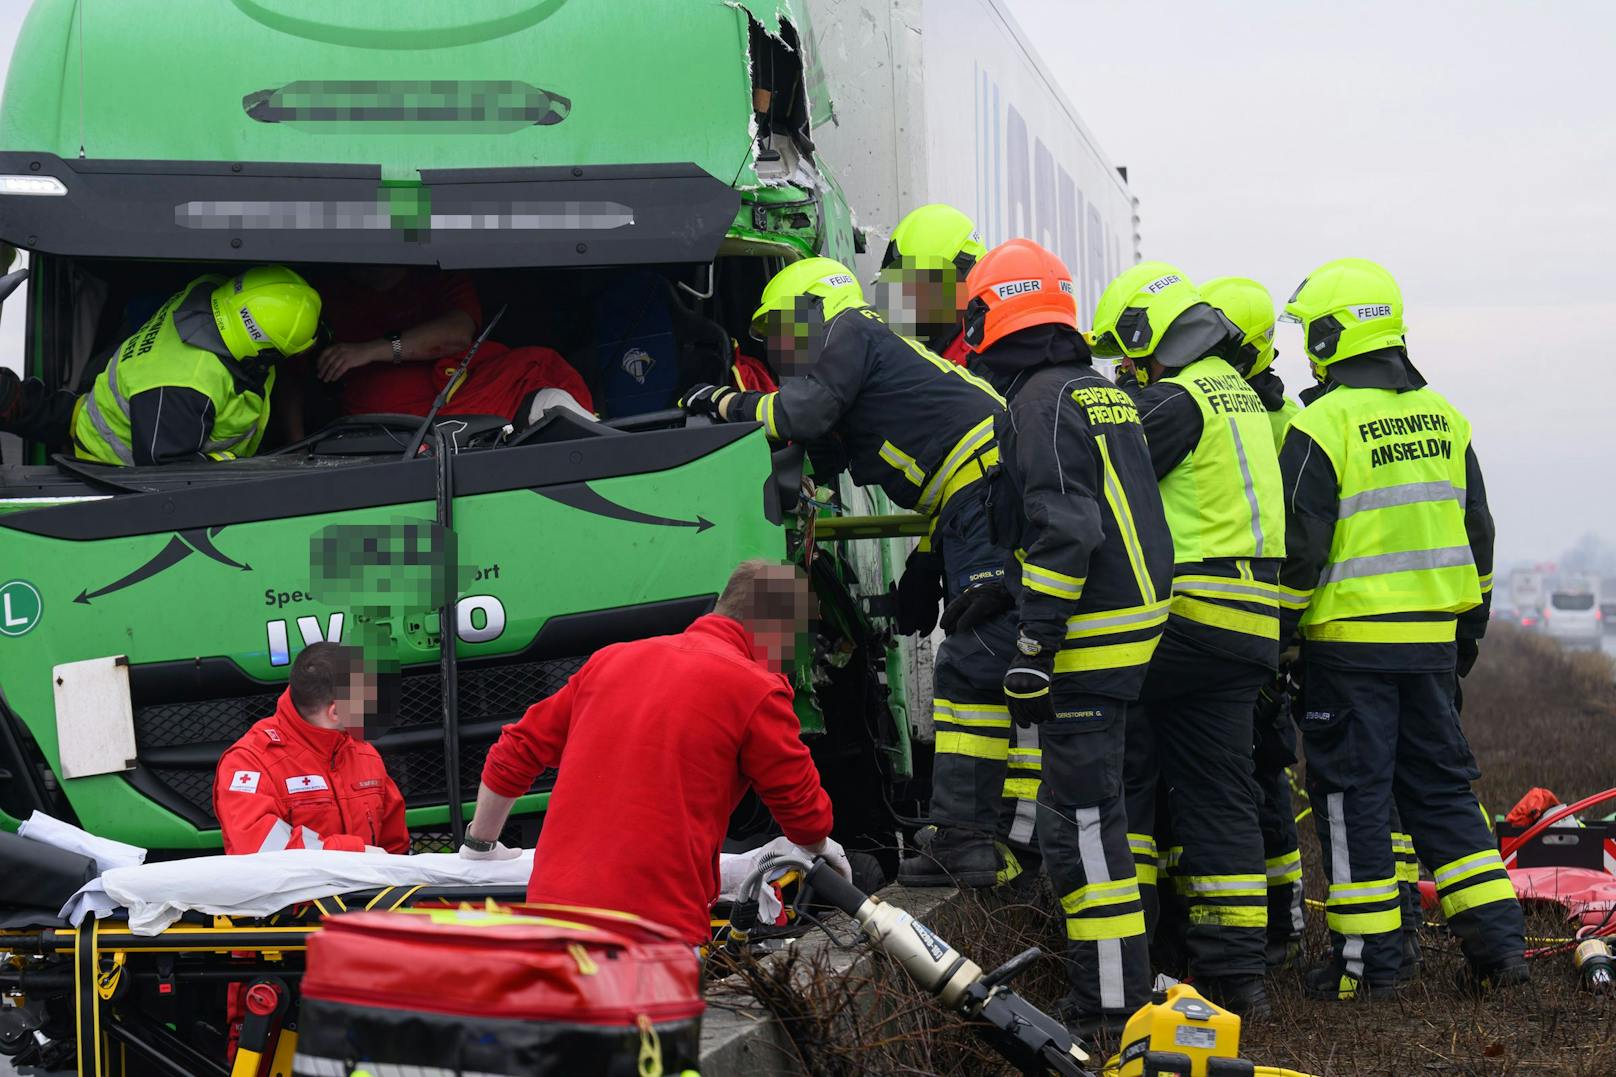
<box><xmin>480</xmin><ymin>615</ymin><xmax>834</xmax><ymax>944</ymax></box>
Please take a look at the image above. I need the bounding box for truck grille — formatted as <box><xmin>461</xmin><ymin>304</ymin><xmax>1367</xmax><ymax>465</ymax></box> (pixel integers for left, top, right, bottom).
<box><xmin>132</xmin><ymin>655</ymin><xmax>585</xmax><ymax>824</ymax></box>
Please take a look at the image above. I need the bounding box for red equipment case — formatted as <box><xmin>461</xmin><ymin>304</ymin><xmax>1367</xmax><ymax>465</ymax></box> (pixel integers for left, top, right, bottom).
<box><xmin>293</xmin><ymin>903</ymin><xmax>703</xmax><ymax>1076</ymax></box>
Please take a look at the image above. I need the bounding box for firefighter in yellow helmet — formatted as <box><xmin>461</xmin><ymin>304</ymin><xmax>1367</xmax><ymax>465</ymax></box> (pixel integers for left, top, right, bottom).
<box><xmin>877</xmin><ymin>204</ymin><xmax>988</xmax><ymax>365</ymax></box>
<box><xmin>1200</xmin><ymin>276</ymin><xmax>1306</xmax><ymax>969</ymax></box>
<box><xmin>1091</xmin><ymin>262</ymin><xmax>1284</xmax><ymax>1020</ymax></box>
<box><xmin>682</xmin><ymin>258</ymin><xmax>1024</xmax><ymax>889</ymax></box>
<box><xmin>1</xmin><ymin>266</ymin><xmax>322</xmax><ymax>465</ymax></box>
<box><xmin>1277</xmin><ymin>258</ymin><xmax>1523</xmax><ymax>999</ymax></box>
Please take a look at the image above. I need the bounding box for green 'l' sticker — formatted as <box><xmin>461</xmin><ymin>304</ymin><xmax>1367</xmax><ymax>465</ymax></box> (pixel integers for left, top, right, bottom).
<box><xmin>0</xmin><ymin>580</ymin><xmax>41</xmax><ymax>637</ymax></box>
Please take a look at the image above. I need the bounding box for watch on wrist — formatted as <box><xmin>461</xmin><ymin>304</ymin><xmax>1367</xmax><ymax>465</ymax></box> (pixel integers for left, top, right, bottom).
<box><xmin>461</xmin><ymin>833</ymin><xmax>496</xmax><ymax>853</ymax></box>
<box><xmin>388</xmin><ymin>331</ymin><xmax>404</xmax><ymax>364</ymax></box>
<box><xmin>1015</xmin><ymin>632</ymin><xmax>1043</xmax><ymax>657</ymax></box>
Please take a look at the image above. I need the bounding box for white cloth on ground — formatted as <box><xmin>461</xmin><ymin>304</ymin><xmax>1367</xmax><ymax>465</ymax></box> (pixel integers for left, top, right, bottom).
<box><xmin>61</xmin><ymin>849</ymin><xmax>535</xmax><ymax>934</ymax></box>
<box><xmin>717</xmin><ymin>837</ymin><xmax>817</xmax><ymax>925</ymax></box>
<box><xmin>19</xmin><ymin>811</ymin><xmax>147</xmax><ymax>874</ymax></box>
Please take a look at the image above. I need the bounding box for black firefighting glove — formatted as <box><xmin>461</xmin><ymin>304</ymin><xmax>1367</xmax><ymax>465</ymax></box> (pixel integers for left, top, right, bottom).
<box><xmin>1004</xmin><ymin>632</ymin><xmax>1055</xmax><ymax>729</ymax></box>
<box><xmin>1457</xmin><ymin>637</ymin><xmax>1479</xmax><ymax>678</ymax></box>
<box><xmin>896</xmin><ymin>548</ymin><xmax>945</xmax><ymax>636</ymax></box>
<box><xmin>939</xmin><ymin>580</ymin><xmax>1012</xmax><ymax>634</ymax></box>
<box><xmin>681</xmin><ymin>383</ymin><xmax>737</xmax><ymax>421</ymax></box>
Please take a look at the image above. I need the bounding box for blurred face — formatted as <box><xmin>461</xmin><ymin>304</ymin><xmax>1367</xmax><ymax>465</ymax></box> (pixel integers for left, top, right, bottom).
<box><xmin>746</xmin><ymin>565</ymin><xmax>816</xmax><ymax>673</ymax></box>
<box><xmin>759</xmin><ymin>297</ymin><xmax>826</xmax><ymax>376</ymax></box>
<box><xmin>307</xmin><ymin>670</ymin><xmax>379</xmax><ymax>735</ymax></box>
<box><xmin>876</xmin><ymin>263</ymin><xmax>959</xmax><ymax>340</ymax></box>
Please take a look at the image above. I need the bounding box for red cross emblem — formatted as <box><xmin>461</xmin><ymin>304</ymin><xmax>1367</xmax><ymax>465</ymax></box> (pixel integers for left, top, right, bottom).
<box><xmin>300</xmin><ymin>776</ymin><xmax>312</xmax><ymax>786</ymax></box>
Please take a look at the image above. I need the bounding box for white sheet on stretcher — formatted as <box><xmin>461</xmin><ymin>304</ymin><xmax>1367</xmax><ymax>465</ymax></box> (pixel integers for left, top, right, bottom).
<box><xmin>59</xmin><ymin>845</ymin><xmax>796</xmax><ymax>936</ymax></box>
<box><xmin>61</xmin><ymin>850</ymin><xmax>536</xmax><ymax>934</ymax></box>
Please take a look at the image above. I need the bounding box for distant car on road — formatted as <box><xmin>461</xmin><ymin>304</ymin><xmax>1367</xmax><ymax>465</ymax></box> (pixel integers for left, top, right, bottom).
<box><xmin>1541</xmin><ymin>590</ymin><xmax>1602</xmax><ymax>651</ymax></box>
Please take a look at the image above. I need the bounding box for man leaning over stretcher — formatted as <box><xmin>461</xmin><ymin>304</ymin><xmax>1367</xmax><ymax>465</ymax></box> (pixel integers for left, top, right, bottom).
<box><xmin>212</xmin><ymin>643</ymin><xmax>409</xmax><ymax>855</ymax></box>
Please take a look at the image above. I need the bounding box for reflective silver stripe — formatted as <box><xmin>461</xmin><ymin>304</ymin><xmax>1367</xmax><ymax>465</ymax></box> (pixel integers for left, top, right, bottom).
<box><xmin>916</xmin><ymin>417</ymin><xmax>993</xmax><ymax>515</ymax></box>
<box><xmin>292</xmin><ymin>1055</ymin><xmax>512</xmax><ymax>1077</ymax></box>
<box><xmin>300</xmin><ymin>827</ymin><xmax>323</xmax><ymax>850</ymax></box>
<box><xmin>1009</xmin><ymin>796</ymin><xmax>1037</xmax><ymax>846</ymax></box>
<box><xmin>1326</xmin><ymin>792</ymin><xmax>1363</xmax><ymax>977</ymax></box>
<box><xmin>1319</xmin><ymin>545</ymin><xmax>1475</xmax><ymax>586</ymax></box>
<box><xmin>1432</xmin><ymin>850</ymin><xmax>1504</xmax><ymax>886</ymax></box>
<box><xmin>1072</xmin><ymin>804</ymin><xmax>1124</xmax><ymax>1010</ymax></box>
<box><xmin>1170</xmin><ymin>579</ymin><xmax>1281</xmax><ymax>602</ymax></box>
<box><xmin>79</xmin><ymin>393</ymin><xmax>135</xmax><ymax>465</ymax></box>
<box><xmin>1229</xmin><ymin>418</ymin><xmax>1265</xmax><ymax>554</ymax></box>
<box><xmin>104</xmin><ymin>353</ymin><xmax>130</xmax><ymax>412</ymax></box>
<box><xmin>204</xmin><ymin>424</ymin><xmax>255</xmax><ymax>456</ymax></box>
<box><xmin>257</xmin><ymin>819</ymin><xmax>294</xmax><ymax>853</ymax></box>
<box><xmin>1065</xmin><ymin>602</ymin><xmax>1172</xmax><ymax>634</ymax></box>
<box><xmin>1290</xmin><ymin>883</ymin><xmax>1306</xmax><ymax>934</ymax></box>
<box><xmin>1338</xmin><ymin>480</ymin><xmax>1461</xmax><ymax>519</ymax></box>
<box><xmin>1327</xmin><ymin>880</ymin><xmax>1400</xmax><ymax>902</ymax></box>
<box><xmin>1178</xmin><ymin>875</ymin><xmax>1266</xmax><ymax>894</ymax></box>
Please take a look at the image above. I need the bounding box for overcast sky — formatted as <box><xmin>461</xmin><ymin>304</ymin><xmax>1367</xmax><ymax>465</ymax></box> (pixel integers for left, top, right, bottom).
<box><xmin>3</xmin><ymin>3</ymin><xmax>1611</xmax><ymax>569</ymax></box>
<box><xmin>1003</xmin><ymin>0</ymin><xmax>1616</xmax><ymax>571</ymax></box>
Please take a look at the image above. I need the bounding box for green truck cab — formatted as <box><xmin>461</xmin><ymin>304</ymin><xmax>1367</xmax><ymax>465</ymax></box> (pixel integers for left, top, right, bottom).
<box><xmin>0</xmin><ymin>0</ymin><xmax>917</xmax><ymax>864</ymax></box>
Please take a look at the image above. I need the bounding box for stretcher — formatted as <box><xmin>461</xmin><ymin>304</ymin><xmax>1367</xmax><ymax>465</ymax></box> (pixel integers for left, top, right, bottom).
<box><xmin>0</xmin><ymin>837</ymin><xmax>805</xmax><ymax>1076</ymax></box>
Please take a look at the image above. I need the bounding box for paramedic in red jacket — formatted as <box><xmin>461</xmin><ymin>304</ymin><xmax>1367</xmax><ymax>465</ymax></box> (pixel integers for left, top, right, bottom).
<box><xmin>460</xmin><ymin>559</ymin><xmax>850</xmax><ymax>945</ymax></box>
<box><xmin>213</xmin><ymin>643</ymin><xmax>410</xmax><ymax>855</ymax></box>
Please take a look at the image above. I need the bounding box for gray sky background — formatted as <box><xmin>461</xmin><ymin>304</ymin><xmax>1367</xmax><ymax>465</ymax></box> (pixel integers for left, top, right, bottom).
<box><xmin>1004</xmin><ymin>0</ymin><xmax>1616</xmax><ymax>571</ymax></box>
<box><xmin>2</xmin><ymin>3</ymin><xmax>1612</xmax><ymax>569</ymax></box>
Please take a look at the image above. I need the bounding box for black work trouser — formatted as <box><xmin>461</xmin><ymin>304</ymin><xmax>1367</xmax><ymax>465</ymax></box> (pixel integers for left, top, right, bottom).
<box><xmin>1038</xmin><ymin>687</ymin><xmax>1150</xmax><ymax>1019</ymax></box>
<box><xmin>927</xmin><ymin>483</ymin><xmax>1022</xmax><ymax>841</ymax></box>
<box><xmin>1254</xmin><ymin>687</ymin><xmax>1304</xmax><ymax>950</ymax></box>
<box><xmin>1299</xmin><ymin>658</ymin><xmax>1524</xmax><ymax>982</ymax></box>
<box><xmin>1124</xmin><ymin>640</ymin><xmax>1269</xmax><ymax>980</ymax></box>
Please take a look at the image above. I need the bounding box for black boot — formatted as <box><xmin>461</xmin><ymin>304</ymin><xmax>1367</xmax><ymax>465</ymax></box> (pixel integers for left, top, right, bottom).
<box><xmin>1265</xmin><ymin>936</ymin><xmax>1302</xmax><ymax>971</ymax></box>
<box><xmin>1197</xmin><ymin>975</ymin><xmax>1271</xmax><ymax>1021</ymax></box>
<box><xmin>896</xmin><ymin>826</ymin><xmax>1002</xmax><ymax>888</ymax></box>
<box><xmin>1300</xmin><ymin>962</ymin><xmax>1408</xmax><ymax>1001</ymax></box>
<box><xmin>1455</xmin><ymin>954</ymin><xmax>1529</xmax><ymax>995</ymax></box>
<box><xmin>1054</xmin><ymin>994</ymin><xmax>1130</xmax><ymax>1054</ymax></box>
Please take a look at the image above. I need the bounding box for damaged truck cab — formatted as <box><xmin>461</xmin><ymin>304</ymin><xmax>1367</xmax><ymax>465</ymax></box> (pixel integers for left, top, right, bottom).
<box><xmin>0</xmin><ymin>0</ymin><xmax>916</xmax><ymax>861</ymax></box>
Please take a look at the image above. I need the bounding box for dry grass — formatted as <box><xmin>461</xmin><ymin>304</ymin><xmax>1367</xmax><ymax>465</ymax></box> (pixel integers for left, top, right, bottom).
<box><xmin>720</xmin><ymin>626</ymin><xmax>1616</xmax><ymax>1075</ymax></box>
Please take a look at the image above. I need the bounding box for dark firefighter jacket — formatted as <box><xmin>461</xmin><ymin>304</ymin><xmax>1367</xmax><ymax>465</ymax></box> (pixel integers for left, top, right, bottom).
<box><xmin>979</xmin><ymin>326</ymin><xmax>1174</xmax><ymax>701</ymax></box>
<box><xmin>726</xmin><ymin>307</ymin><xmax>1004</xmax><ymax>516</ymax></box>
<box><xmin>1278</xmin><ymin>349</ymin><xmax>1494</xmax><ymax>672</ymax></box>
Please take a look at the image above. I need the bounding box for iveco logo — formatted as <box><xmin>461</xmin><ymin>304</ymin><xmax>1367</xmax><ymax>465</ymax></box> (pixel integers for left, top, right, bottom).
<box><xmin>1144</xmin><ymin>275</ymin><xmax>1182</xmax><ymax>294</ymax></box>
<box><xmin>993</xmin><ymin>278</ymin><xmax>1043</xmax><ymax>299</ymax></box>
<box><xmin>1353</xmin><ymin>304</ymin><xmax>1393</xmax><ymax>320</ymax></box>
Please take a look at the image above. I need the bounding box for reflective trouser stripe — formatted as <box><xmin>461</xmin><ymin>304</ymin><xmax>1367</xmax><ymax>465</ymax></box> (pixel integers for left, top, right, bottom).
<box><xmin>257</xmin><ymin>819</ymin><xmax>294</xmax><ymax>853</ymax></box>
<box><xmin>1170</xmin><ymin>594</ymin><xmax>1279</xmax><ymax>639</ymax></box>
<box><xmin>1266</xmin><ymin>850</ymin><xmax>1303</xmax><ymax>886</ymax></box>
<box><xmin>1067</xmin><ymin>909</ymin><xmax>1148</xmax><ymax>940</ymax></box>
<box><xmin>1053</xmin><ymin>637</ymin><xmax>1161</xmax><ymax>673</ymax></box>
<box><xmin>1061</xmin><ymin>878</ymin><xmax>1142</xmax><ymax>912</ymax></box>
<box><xmin>936</xmin><ymin>731</ymin><xmax>1009</xmax><ymax>760</ymax></box>
<box><xmin>1177</xmin><ymin>872</ymin><xmax>1269</xmax><ymax>927</ymax></box>
<box><xmin>1439</xmin><ymin>875</ymin><xmax>1518</xmax><ymax>919</ymax></box>
<box><xmin>1172</xmin><ymin>575</ymin><xmax>1285</xmax><ymax>601</ymax></box>
<box><xmin>1325</xmin><ymin>876</ymin><xmax>1402</xmax><ymax>935</ymax></box>
<box><xmin>1391</xmin><ymin>832</ymin><xmax>1419</xmax><ymax>883</ymax></box>
<box><xmin>1432</xmin><ymin>849</ymin><xmax>1506</xmax><ymax>888</ymax></box>
<box><xmin>1434</xmin><ymin>850</ymin><xmax>1517</xmax><ymax>919</ymax></box>
<box><xmin>1003</xmin><ymin>777</ymin><xmax>1041</xmax><ymax>799</ymax></box>
<box><xmin>1129</xmin><ymin>834</ymin><xmax>1159</xmax><ymax>886</ymax></box>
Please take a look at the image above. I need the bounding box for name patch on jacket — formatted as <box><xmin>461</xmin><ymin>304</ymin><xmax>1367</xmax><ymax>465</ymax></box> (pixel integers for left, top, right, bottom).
<box><xmin>1069</xmin><ymin>385</ymin><xmax>1140</xmax><ymax>427</ymax></box>
<box><xmin>286</xmin><ymin>774</ymin><xmax>330</xmax><ymax>793</ymax></box>
<box><xmin>227</xmin><ymin>770</ymin><xmax>261</xmax><ymax>794</ymax></box>
<box><xmin>352</xmin><ymin>779</ymin><xmax>382</xmax><ymax>791</ymax></box>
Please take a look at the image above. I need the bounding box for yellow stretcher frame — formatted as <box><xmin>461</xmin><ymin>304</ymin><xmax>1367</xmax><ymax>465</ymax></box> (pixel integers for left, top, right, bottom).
<box><xmin>0</xmin><ymin>883</ymin><xmax>509</xmax><ymax>1077</ymax></box>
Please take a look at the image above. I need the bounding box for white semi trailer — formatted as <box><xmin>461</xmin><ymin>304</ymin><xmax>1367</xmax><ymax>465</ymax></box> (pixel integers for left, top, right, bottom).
<box><xmin>797</xmin><ymin>0</ymin><xmax>1141</xmax><ymax>736</ymax></box>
